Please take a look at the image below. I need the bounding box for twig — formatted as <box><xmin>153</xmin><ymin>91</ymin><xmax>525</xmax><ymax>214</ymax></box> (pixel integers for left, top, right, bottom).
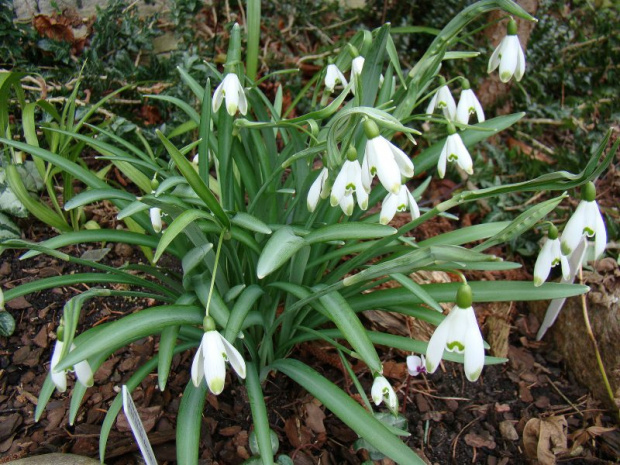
<box><xmin>451</xmin><ymin>416</ymin><xmax>481</xmax><ymax>459</ymax></box>
<box><xmin>578</xmin><ymin>267</ymin><xmax>620</xmax><ymax>423</ymax></box>
<box><xmin>544</xmin><ymin>375</ymin><xmax>584</xmax><ymax>418</ymax></box>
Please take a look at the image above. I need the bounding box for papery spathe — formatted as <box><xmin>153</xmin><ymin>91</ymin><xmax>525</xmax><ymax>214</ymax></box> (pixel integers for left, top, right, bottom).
<box><xmin>191</xmin><ymin>330</ymin><xmax>246</xmax><ymax>394</ymax></box>
<box><xmin>212</xmin><ymin>73</ymin><xmax>248</xmax><ymax>116</ymax></box>
<box><xmin>425</xmin><ymin>305</ymin><xmax>485</xmax><ymax>382</ymax></box>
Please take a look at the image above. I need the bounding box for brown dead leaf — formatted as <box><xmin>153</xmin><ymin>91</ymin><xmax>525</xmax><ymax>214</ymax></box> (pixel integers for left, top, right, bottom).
<box><xmin>304</xmin><ymin>402</ymin><xmax>326</xmax><ymax>434</ymax></box>
<box><xmin>7</xmin><ymin>296</ymin><xmax>31</xmax><ymax>310</ymax></box>
<box><xmin>464</xmin><ymin>431</ymin><xmax>496</xmax><ymax>449</ymax></box>
<box><xmin>523</xmin><ymin>416</ymin><xmax>568</xmax><ymax>465</ymax></box>
<box><xmin>284</xmin><ymin>416</ymin><xmax>312</xmax><ymax>448</ymax></box>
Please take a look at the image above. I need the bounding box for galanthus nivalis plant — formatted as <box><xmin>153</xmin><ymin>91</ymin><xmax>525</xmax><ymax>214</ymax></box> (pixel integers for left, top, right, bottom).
<box><xmin>0</xmin><ymin>1</ymin><xmax>616</xmax><ymax>464</ymax></box>
<box><xmin>488</xmin><ymin>17</ymin><xmax>526</xmax><ymax>83</ymax></box>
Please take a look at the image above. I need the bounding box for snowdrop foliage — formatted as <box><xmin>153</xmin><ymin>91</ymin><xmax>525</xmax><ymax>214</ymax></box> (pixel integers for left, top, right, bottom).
<box><xmin>561</xmin><ymin>182</ymin><xmax>607</xmax><ymax>258</ymax></box>
<box><xmin>212</xmin><ymin>73</ymin><xmax>248</xmax><ymax>116</ymax></box>
<box><xmin>488</xmin><ymin>18</ymin><xmax>526</xmax><ymax>83</ymax></box>
<box><xmin>426</xmin><ymin>285</ymin><xmax>485</xmax><ymax>382</ymax></box>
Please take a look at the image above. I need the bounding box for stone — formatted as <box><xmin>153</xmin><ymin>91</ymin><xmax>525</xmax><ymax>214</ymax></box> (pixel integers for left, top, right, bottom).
<box><xmin>6</xmin><ymin>453</ymin><xmax>100</xmax><ymax>465</ymax></box>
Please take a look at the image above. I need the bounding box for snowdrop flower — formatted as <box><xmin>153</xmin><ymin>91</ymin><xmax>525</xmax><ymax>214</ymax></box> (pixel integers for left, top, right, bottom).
<box><xmin>371</xmin><ymin>375</ymin><xmax>398</xmax><ymax>414</ymax></box>
<box><xmin>437</xmin><ymin>122</ymin><xmax>473</xmax><ymax>178</ymax></box>
<box><xmin>191</xmin><ymin>317</ymin><xmax>246</xmax><ymax>394</ymax></box>
<box><xmin>212</xmin><ymin>73</ymin><xmax>248</xmax><ymax>116</ymax></box>
<box><xmin>350</xmin><ymin>56</ymin><xmax>365</xmax><ymax>95</ymax></box>
<box><xmin>533</xmin><ymin>224</ymin><xmax>570</xmax><ymax>286</ymax></box>
<box><xmin>456</xmin><ymin>79</ymin><xmax>485</xmax><ymax>125</ymax></box>
<box><xmin>561</xmin><ymin>182</ymin><xmax>607</xmax><ymax>258</ymax></box>
<box><xmin>150</xmin><ymin>207</ymin><xmax>162</xmax><ymax>233</ymax></box>
<box><xmin>380</xmin><ymin>185</ymin><xmax>420</xmax><ymax>225</ymax></box>
<box><xmin>324</xmin><ymin>63</ymin><xmax>348</xmax><ymax>93</ymax></box>
<box><xmin>361</xmin><ymin>119</ymin><xmax>414</xmax><ymax>195</ymax></box>
<box><xmin>426</xmin><ymin>284</ymin><xmax>485</xmax><ymax>382</ymax></box>
<box><xmin>407</xmin><ymin>354</ymin><xmax>426</xmax><ymax>377</ymax></box>
<box><xmin>488</xmin><ymin>18</ymin><xmax>526</xmax><ymax>83</ymax></box>
<box><xmin>330</xmin><ymin>147</ymin><xmax>368</xmax><ymax>214</ymax></box>
<box><xmin>426</xmin><ymin>77</ymin><xmax>456</xmax><ymax>120</ymax></box>
<box><xmin>307</xmin><ymin>167</ymin><xmax>330</xmax><ymax>212</ymax></box>
<box><xmin>50</xmin><ymin>338</ymin><xmax>94</xmax><ymax>393</ymax></box>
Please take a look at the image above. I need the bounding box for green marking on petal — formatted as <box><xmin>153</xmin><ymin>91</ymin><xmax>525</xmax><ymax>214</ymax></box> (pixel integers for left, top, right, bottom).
<box><xmin>448</xmin><ymin>153</ymin><xmax>458</xmax><ymax>162</ymax></box>
<box><xmin>447</xmin><ymin>341</ymin><xmax>465</xmax><ymax>352</ymax></box>
<box><xmin>583</xmin><ymin>226</ymin><xmax>595</xmax><ymax>237</ymax></box>
<box><xmin>551</xmin><ymin>258</ymin><xmax>560</xmax><ymax>266</ymax></box>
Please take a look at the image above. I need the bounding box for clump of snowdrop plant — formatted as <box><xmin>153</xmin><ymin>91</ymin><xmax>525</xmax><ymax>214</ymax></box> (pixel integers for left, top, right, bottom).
<box><xmin>0</xmin><ymin>2</ymin><xmax>616</xmax><ymax>465</ymax></box>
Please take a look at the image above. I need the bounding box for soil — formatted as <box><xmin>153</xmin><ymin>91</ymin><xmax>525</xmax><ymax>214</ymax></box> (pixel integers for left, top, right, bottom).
<box><xmin>1</xmin><ymin>217</ymin><xmax>619</xmax><ymax>465</ymax></box>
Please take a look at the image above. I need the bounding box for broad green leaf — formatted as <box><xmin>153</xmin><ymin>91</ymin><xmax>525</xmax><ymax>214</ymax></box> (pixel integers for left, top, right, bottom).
<box><xmin>177</xmin><ymin>381</ymin><xmax>207</xmax><ymax>465</ymax></box>
<box><xmin>257</xmin><ymin>226</ymin><xmax>305</xmax><ymax>279</ymax></box>
<box><xmin>224</xmin><ymin>285</ymin><xmax>264</xmax><ymax>342</ymax></box>
<box><xmin>318</xmin><ymin>289</ymin><xmax>382</xmax><ymax>374</ymax></box>
<box><xmin>157</xmin><ymin>325</ymin><xmax>180</xmax><ymax>391</ymax></box>
<box><xmin>154</xmin><ymin>209</ymin><xmax>217</xmax><ymax>263</ymax></box>
<box><xmin>232</xmin><ymin>212</ymin><xmax>272</xmax><ymax>235</ymax></box>
<box><xmin>417</xmin><ymin>221</ymin><xmax>511</xmax><ymax>247</ymax></box>
<box><xmin>55</xmin><ymin>305</ymin><xmax>203</xmax><ymax>371</ymax></box>
<box><xmin>304</xmin><ymin>223</ymin><xmax>396</xmax><ymax>245</ymax></box>
<box><xmin>246</xmin><ymin>362</ymin><xmax>275</xmax><ymax>465</ymax></box>
<box><xmin>0</xmin><ymin>211</ymin><xmax>20</xmax><ymax>240</ymax></box>
<box><xmin>272</xmin><ymin>359</ymin><xmax>425</xmax><ymax>465</ymax></box>
<box><xmin>63</xmin><ymin>188</ymin><xmax>135</xmax><ymax>210</ymax></box>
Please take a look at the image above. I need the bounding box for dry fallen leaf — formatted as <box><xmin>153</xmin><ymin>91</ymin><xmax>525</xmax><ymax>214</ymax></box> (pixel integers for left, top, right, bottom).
<box><xmin>523</xmin><ymin>416</ymin><xmax>568</xmax><ymax>465</ymax></box>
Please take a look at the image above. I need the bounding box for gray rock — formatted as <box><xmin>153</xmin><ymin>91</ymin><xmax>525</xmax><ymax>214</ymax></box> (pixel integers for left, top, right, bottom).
<box><xmin>6</xmin><ymin>453</ymin><xmax>100</xmax><ymax>465</ymax></box>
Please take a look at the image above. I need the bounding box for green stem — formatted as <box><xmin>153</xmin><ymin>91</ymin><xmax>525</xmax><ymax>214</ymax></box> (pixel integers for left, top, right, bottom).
<box><xmin>205</xmin><ymin>230</ymin><xmax>226</xmax><ymax>318</ymax></box>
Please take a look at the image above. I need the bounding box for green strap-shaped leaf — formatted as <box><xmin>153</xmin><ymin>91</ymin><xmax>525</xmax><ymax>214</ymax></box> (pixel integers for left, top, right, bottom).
<box><xmin>318</xmin><ymin>289</ymin><xmax>382</xmax><ymax>374</ymax></box>
<box><xmin>63</xmin><ymin>188</ymin><xmax>136</xmax><ymax>210</ymax></box>
<box><xmin>157</xmin><ymin>325</ymin><xmax>180</xmax><ymax>391</ymax></box>
<box><xmin>246</xmin><ymin>362</ymin><xmax>275</xmax><ymax>465</ymax></box>
<box><xmin>304</xmin><ymin>223</ymin><xmax>396</xmax><ymax>244</ymax></box>
<box><xmin>154</xmin><ymin>209</ymin><xmax>217</xmax><ymax>263</ymax></box>
<box><xmin>55</xmin><ymin>305</ymin><xmax>203</xmax><ymax>371</ymax></box>
<box><xmin>257</xmin><ymin>226</ymin><xmax>305</xmax><ymax>279</ymax></box>
<box><xmin>177</xmin><ymin>380</ymin><xmax>207</xmax><ymax>465</ymax></box>
<box><xmin>417</xmin><ymin>221</ymin><xmax>511</xmax><ymax>248</ymax></box>
<box><xmin>391</xmin><ymin>273</ymin><xmax>443</xmax><ymax>313</ymax></box>
<box><xmin>224</xmin><ymin>285</ymin><xmax>264</xmax><ymax>342</ymax></box>
<box><xmin>231</xmin><ymin>212</ymin><xmax>272</xmax><ymax>235</ymax></box>
<box><xmin>157</xmin><ymin>130</ymin><xmax>230</xmax><ymax>229</ymax></box>
<box><xmin>272</xmin><ymin>359</ymin><xmax>425</xmax><ymax>465</ymax></box>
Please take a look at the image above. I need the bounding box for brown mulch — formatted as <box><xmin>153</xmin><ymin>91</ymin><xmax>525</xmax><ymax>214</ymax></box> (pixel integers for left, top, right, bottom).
<box><xmin>1</xmin><ymin>218</ymin><xmax>619</xmax><ymax>465</ymax></box>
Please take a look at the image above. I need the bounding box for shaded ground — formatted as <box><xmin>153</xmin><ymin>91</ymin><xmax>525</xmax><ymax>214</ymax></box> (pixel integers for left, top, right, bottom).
<box><xmin>1</xmin><ymin>217</ymin><xmax>619</xmax><ymax>465</ymax></box>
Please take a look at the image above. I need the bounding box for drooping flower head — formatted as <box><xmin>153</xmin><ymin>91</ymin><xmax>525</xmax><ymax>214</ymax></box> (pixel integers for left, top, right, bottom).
<box><xmin>150</xmin><ymin>207</ymin><xmax>162</xmax><ymax>233</ymax></box>
<box><xmin>330</xmin><ymin>146</ymin><xmax>368</xmax><ymax>215</ymax></box>
<box><xmin>533</xmin><ymin>224</ymin><xmax>570</xmax><ymax>286</ymax></box>
<box><xmin>488</xmin><ymin>18</ymin><xmax>526</xmax><ymax>83</ymax></box>
<box><xmin>426</xmin><ymin>76</ymin><xmax>456</xmax><ymax>121</ymax></box>
<box><xmin>380</xmin><ymin>185</ymin><xmax>420</xmax><ymax>225</ymax></box>
<box><xmin>456</xmin><ymin>79</ymin><xmax>485</xmax><ymax>125</ymax></box>
<box><xmin>50</xmin><ymin>332</ymin><xmax>94</xmax><ymax>393</ymax></box>
<box><xmin>361</xmin><ymin>119</ymin><xmax>414</xmax><ymax>195</ymax></box>
<box><xmin>324</xmin><ymin>63</ymin><xmax>348</xmax><ymax>93</ymax></box>
<box><xmin>307</xmin><ymin>167</ymin><xmax>330</xmax><ymax>212</ymax></box>
<box><xmin>407</xmin><ymin>354</ymin><xmax>426</xmax><ymax>377</ymax></box>
<box><xmin>561</xmin><ymin>182</ymin><xmax>607</xmax><ymax>258</ymax></box>
<box><xmin>191</xmin><ymin>316</ymin><xmax>246</xmax><ymax>394</ymax></box>
<box><xmin>371</xmin><ymin>375</ymin><xmax>399</xmax><ymax>414</ymax></box>
<box><xmin>425</xmin><ymin>284</ymin><xmax>485</xmax><ymax>382</ymax></box>
<box><xmin>212</xmin><ymin>73</ymin><xmax>248</xmax><ymax>116</ymax></box>
<box><xmin>437</xmin><ymin>122</ymin><xmax>473</xmax><ymax>178</ymax></box>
